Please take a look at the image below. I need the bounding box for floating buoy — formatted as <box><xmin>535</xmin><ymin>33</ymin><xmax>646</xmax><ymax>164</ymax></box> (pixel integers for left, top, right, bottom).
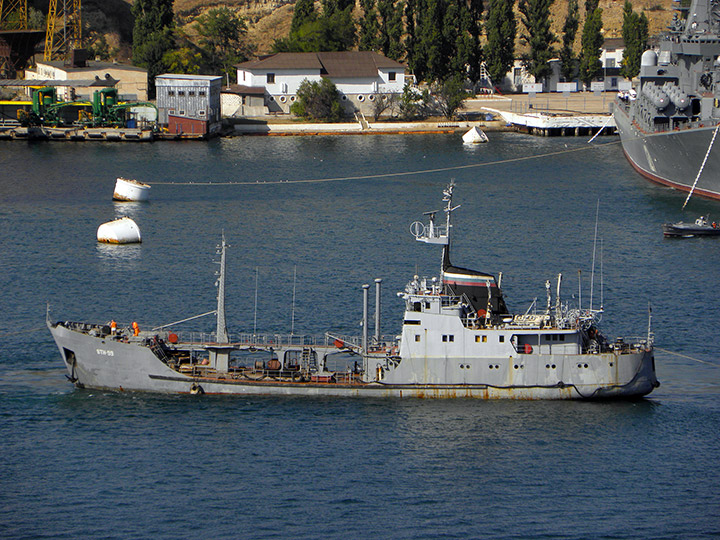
<box><xmin>97</xmin><ymin>216</ymin><xmax>142</xmax><ymax>244</ymax></box>
<box><xmin>462</xmin><ymin>126</ymin><xmax>489</xmax><ymax>144</ymax></box>
<box><xmin>113</xmin><ymin>177</ymin><xmax>151</xmax><ymax>202</ymax></box>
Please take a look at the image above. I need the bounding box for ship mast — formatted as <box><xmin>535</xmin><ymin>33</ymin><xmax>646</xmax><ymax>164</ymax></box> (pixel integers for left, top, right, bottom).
<box><xmin>216</xmin><ymin>233</ymin><xmax>229</xmax><ymax>343</ymax></box>
<box><xmin>410</xmin><ymin>181</ymin><xmax>460</xmax><ymax>277</ymax></box>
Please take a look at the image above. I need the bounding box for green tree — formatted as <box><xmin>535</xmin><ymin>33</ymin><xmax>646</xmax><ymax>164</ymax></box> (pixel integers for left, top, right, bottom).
<box><xmin>620</xmin><ymin>1</ymin><xmax>648</xmax><ymax>80</ymax></box>
<box><xmin>559</xmin><ymin>0</ymin><xmax>579</xmax><ymax>80</ymax></box>
<box><xmin>196</xmin><ymin>7</ymin><xmax>252</xmax><ymax>81</ymax></box>
<box><xmin>432</xmin><ymin>75</ymin><xmax>469</xmax><ymax>118</ymax></box>
<box><xmin>290</xmin><ymin>0</ymin><xmax>317</xmax><ymax>34</ymax></box>
<box><xmin>484</xmin><ymin>0</ymin><xmax>516</xmax><ymax>87</ymax></box>
<box><xmin>290</xmin><ymin>78</ymin><xmax>344</xmax><ymax>121</ymax></box>
<box><xmin>579</xmin><ymin>6</ymin><xmax>603</xmax><ymax>87</ymax></box>
<box><xmin>397</xmin><ymin>82</ymin><xmax>431</xmax><ymax>119</ymax></box>
<box><xmin>273</xmin><ymin>3</ymin><xmax>356</xmax><ymax>52</ymax></box>
<box><xmin>322</xmin><ymin>0</ymin><xmax>356</xmax><ymax>15</ymax></box>
<box><xmin>406</xmin><ymin>0</ymin><xmax>482</xmax><ymax>83</ymax></box>
<box><xmin>162</xmin><ymin>46</ymin><xmax>202</xmax><ymax>75</ymax></box>
<box><xmin>377</xmin><ymin>0</ymin><xmax>405</xmax><ymax>60</ymax></box>
<box><xmin>519</xmin><ymin>0</ymin><xmax>556</xmax><ymax>85</ymax></box>
<box><xmin>132</xmin><ymin>0</ymin><xmax>175</xmax><ymax>98</ymax></box>
<box><xmin>358</xmin><ymin>0</ymin><xmax>381</xmax><ymax>51</ymax></box>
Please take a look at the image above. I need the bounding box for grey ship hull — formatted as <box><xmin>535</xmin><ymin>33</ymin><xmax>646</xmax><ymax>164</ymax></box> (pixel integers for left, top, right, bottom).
<box><xmin>48</xmin><ymin>321</ymin><xmax>658</xmax><ymax>400</ymax></box>
<box><xmin>614</xmin><ymin>104</ymin><xmax>720</xmax><ymax>201</ymax></box>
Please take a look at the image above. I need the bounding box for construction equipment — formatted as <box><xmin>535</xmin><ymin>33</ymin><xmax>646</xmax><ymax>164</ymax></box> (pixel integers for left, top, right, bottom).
<box><xmin>18</xmin><ymin>86</ymin><xmax>158</xmax><ymax>129</ymax></box>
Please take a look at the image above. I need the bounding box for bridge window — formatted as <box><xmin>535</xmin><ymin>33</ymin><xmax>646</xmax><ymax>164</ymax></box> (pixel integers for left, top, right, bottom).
<box><xmin>475</xmin><ymin>335</ymin><xmax>487</xmax><ymax>343</ymax></box>
<box><xmin>499</xmin><ymin>335</ymin><xmax>505</xmax><ymax>343</ymax></box>
<box><xmin>415</xmin><ymin>335</ymin><xmax>421</xmax><ymax>342</ymax></box>
<box><xmin>442</xmin><ymin>334</ymin><xmax>454</xmax><ymax>342</ymax></box>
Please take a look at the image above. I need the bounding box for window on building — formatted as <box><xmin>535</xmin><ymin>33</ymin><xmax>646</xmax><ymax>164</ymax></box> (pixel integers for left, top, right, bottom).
<box><xmin>168</xmin><ymin>90</ymin><xmax>175</xmax><ymax>96</ymax></box>
<box><xmin>267</xmin><ymin>73</ymin><xmax>275</xmax><ymax>84</ymax></box>
<box><xmin>199</xmin><ymin>91</ymin><xmax>206</xmax><ymax>96</ymax></box>
<box><xmin>389</xmin><ymin>72</ymin><xmax>396</xmax><ymax>81</ymax></box>
<box><xmin>178</xmin><ymin>90</ymin><xmax>185</xmax><ymax>96</ymax></box>
<box><xmin>189</xmin><ymin>91</ymin><xmax>195</xmax><ymax>96</ymax></box>
<box><xmin>607</xmin><ymin>59</ymin><xmax>616</xmax><ymax>68</ymax></box>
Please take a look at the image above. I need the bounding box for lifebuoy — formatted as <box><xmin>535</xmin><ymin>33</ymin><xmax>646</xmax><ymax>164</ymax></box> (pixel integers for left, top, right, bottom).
<box><xmin>524</xmin><ymin>344</ymin><xmax>533</xmax><ymax>354</ymax></box>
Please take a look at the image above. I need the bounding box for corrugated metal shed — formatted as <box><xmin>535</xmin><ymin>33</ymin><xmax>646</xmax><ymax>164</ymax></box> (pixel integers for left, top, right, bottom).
<box><xmin>155</xmin><ymin>74</ymin><xmax>222</xmax><ymax>126</ymax></box>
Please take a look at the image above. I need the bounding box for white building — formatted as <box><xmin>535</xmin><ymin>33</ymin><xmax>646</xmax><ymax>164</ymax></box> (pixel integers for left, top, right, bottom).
<box><xmin>26</xmin><ymin>57</ymin><xmax>148</xmax><ymax>101</ymax></box>
<box><xmin>235</xmin><ymin>51</ymin><xmax>407</xmax><ymax>115</ymax></box>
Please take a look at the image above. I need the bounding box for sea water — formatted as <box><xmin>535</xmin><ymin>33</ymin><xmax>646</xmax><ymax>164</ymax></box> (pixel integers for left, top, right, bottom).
<box><xmin>0</xmin><ymin>133</ymin><xmax>718</xmax><ymax>539</ymax></box>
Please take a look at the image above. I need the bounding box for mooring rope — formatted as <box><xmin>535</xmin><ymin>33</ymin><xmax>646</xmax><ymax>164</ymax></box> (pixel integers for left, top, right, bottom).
<box><xmin>682</xmin><ymin>124</ymin><xmax>720</xmax><ymax>209</ymax></box>
<box><xmin>655</xmin><ymin>347</ymin><xmax>719</xmax><ymax>367</ymax></box>
<box><xmin>148</xmin><ymin>139</ymin><xmax>623</xmax><ymax>186</ymax></box>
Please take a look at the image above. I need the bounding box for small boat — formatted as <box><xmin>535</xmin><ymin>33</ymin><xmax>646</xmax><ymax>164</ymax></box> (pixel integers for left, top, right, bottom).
<box><xmin>462</xmin><ymin>126</ymin><xmax>488</xmax><ymax>144</ymax></box>
<box><xmin>97</xmin><ymin>216</ymin><xmax>142</xmax><ymax>244</ymax></box>
<box><xmin>113</xmin><ymin>177</ymin><xmax>151</xmax><ymax>202</ymax></box>
<box><xmin>662</xmin><ymin>215</ymin><xmax>720</xmax><ymax>237</ymax></box>
<box><xmin>49</xmin><ymin>183</ymin><xmax>658</xmax><ymax>399</ymax></box>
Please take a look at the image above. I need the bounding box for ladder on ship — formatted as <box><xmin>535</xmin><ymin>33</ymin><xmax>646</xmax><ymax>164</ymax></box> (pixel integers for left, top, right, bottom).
<box><xmin>149</xmin><ymin>339</ymin><xmax>171</xmax><ymax>364</ymax></box>
<box><xmin>302</xmin><ymin>346</ymin><xmax>316</xmax><ymax>371</ymax></box>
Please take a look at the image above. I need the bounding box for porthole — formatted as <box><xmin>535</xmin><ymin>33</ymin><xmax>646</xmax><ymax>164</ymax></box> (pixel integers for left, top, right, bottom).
<box><xmin>279</xmin><ymin>95</ymin><xmax>287</xmax><ymax>103</ymax></box>
<box><xmin>290</xmin><ymin>96</ymin><xmax>296</xmax><ymax>102</ymax></box>
<box><xmin>341</xmin><ymin>95</ymin><xmax>348</xmax><ymax>101</ymax></box>
<box><xmin>368</xmin><ymin>94</ymin><xmax>375</xmax><ymax>101</ymax></box>
<box><xmin>268</xmin><ymin>96</ymin><xmax>275</xmax><ymax>102</ymax></box>
<box><xmin>358</xmin><ymin>95</ymin><xmax>365</xmax><ymax>102</ymax></box>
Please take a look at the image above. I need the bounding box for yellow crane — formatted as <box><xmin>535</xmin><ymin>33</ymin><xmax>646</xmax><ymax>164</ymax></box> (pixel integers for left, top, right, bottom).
<box><xmin>44</xmin><ymin>0</ymin><xmax>82</xmax><ymax>61</ymax></box>
<box><xmin>0</xmin><ymin>0</ymin><xmax>27</xmax><ymax>30</ymax></box>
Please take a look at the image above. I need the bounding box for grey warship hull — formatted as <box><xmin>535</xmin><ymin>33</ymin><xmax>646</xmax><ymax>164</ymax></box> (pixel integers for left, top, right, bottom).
<box><xmin>614</xmin><ymin>104</ymin><xmax>720</xmax><ymax>200</ymax></box>
<box><xmin>612</xmin><ymin>0</ymin><xmax>720</xmax><ymax>201</ymax></box>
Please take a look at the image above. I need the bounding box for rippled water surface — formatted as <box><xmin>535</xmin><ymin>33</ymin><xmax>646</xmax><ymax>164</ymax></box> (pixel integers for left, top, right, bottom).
<box><xmin>1</xmin><ymin>133</ymin><xmax>718</xmax><ymax>539</ymax></box>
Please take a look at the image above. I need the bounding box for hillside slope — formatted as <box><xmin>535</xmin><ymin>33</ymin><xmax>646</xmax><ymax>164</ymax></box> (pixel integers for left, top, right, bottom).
<box><xmin>39</xmin><ymin>0</ymin><xmax>675</xmax><ymax>62</ymax></box>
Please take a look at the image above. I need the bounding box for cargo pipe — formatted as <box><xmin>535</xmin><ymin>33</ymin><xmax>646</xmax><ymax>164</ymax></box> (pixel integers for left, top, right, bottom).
<box><xmin>374</xmin><ymin>278</ymin><xmax>382</xmax><ymax>344</ymax></box>
<box><xmin>362</xmin><ymin>284</ymin><xmax>370</xmax><ymax>356</ymax></box>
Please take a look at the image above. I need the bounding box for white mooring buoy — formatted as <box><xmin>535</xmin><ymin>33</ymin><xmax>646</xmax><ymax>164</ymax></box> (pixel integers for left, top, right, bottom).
<box><xmin>462</xmin><ymin>126</ymin><xmax>489</xmax><ymax>144</ymax></box>
<box><xmin>97</xmin><ymin>217</ymin><xmax>142</xmax><ymax>244</ymax></box>
<box><xmin>113</xmin><ymin>177</ymin><xmax>151</xmax><ymax>202</ymax></box>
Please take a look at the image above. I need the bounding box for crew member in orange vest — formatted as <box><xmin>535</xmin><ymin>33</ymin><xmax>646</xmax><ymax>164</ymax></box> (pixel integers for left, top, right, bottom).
<box><xmin>132</xmin><ymin>321</ymin><xmax>140</xmax><ymax>336</ymax></box>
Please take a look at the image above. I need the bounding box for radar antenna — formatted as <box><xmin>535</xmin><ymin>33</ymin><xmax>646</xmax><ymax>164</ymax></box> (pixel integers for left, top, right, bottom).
<box><xmin>410</xmin><ymin>181</ymin><xmax>460</xmax><ymax>245</ymax></box>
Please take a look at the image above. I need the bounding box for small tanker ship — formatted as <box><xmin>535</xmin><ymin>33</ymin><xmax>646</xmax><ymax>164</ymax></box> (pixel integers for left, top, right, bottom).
<box><xmin>48</xmin><ymin>184</ymin><xmax>659</xmax><ymax>399</ymax></box>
